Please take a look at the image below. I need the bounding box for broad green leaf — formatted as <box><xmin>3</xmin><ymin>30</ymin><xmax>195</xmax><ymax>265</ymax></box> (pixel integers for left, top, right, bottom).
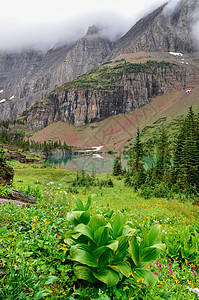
<box><xmin>74</xmin><ymin>265</ymin><xmax>97</xmax><ymax>283</ymax></box>
<box><xmin>112</xmin><ymin>211</ymin><xmax>126</xmax><ymax>238</ymax></box>
<box><xmin>70</xmin><ymin>246</ymin><xmax>97</xmax><ymax>267</ymax></box>
<box><xmin>72</xmin><ymin>211</ymin><xmax>90</xmax><ymax>225</ymax></box>
<box><xmin>75</xmin><ymin>224</ymin><xmax>94</xmax><ymax>242</ymax></box>
<box><xmin>143</xmin><ymin>227</ymin><xmax>149</xmax><ymax>247</ymax></box>
<box><xmin>148</xmin><ymin>225</ymin><xmax>161</xmax><ymax>246</ymax></box>
<box><xmin>84</xmin><ymin>196</ymin><xmax>92</xmax><ymax>211</ymax></box>
<box><xmin>122</xmin><ymin>225</ymin><xmax>136</xmax><ymax>236</ymax></box>
<box><xmin>135</xmin><ymin>269</ymin><xmax>158</xmax><ymax>287</ymax></box>
<box><xmin>107</xmin><ymin>240</ymin><xmax>119</xmax><ymax>252</ymax></box>
<box><xmin>141</xmin><ymin>247</ymin><xmax>161</xmax><ymax>263</ymax></box>
<box><xmin>74</xmin><ymin>197</ymin><xmax>85</xmax><ymax>211</ymax></box>
<box><xmin>98</xmin><ymin>249</ymin><xmax>112</xmax><ymax>269</ymax></box>
<box><xmin>92</xmin><ymin>241</ymin><xmax>119</xmax><ymax>259</ymax></box>
<box><xmin>109</xmin><ymin>261</ymin><xmax>131</xmax><ymax>277</ymax></box>
<box><xmin>93</xmin><ymin>268</ymin><xmax>120</xmax><ymax>287</ymax></box>
<box><xmin>79</xmin><ymin>211</ymin><xmax>90</xmax><ymax>225</ymax></box>
<box><xmin>94</xmin><ymin>226</ymin><xmax>109</xmax><ymax>247</ymax></box>
<box><xmin>93</xmin><ymin>246</ymin><xmax>108</xmax><ymax>259</ymax></box>
<box><xmin>150</xmin><ymin>243</ymin><xmax>166</xmax><ymax>251</ymax></box>
<box><xmin>89</xmin><ymin>215</ymin><xmax>106</xmax><ymax>232</ymax></box>
<box><xmin>113</xmin><ymin>236</ymin><xmax>129</xmax><ymax>263</ymax></box>
<box><xmin>129</xmin><ymin>236</ymin><xmax>139</xmax><ymax>266</ymax></box>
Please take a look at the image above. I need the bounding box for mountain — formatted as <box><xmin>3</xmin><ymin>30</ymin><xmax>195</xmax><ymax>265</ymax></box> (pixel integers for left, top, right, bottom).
<box><xmin>23</xmin><ymin>51</ymin><xmax>199</xmax><ymax>131</ymax></box>
<box><xmin>0</xmin><ymin>0</ymin><xmax>199</xmax><ymax>125</ymax></box>
<box><xmin>111</xmin><ymin>0</ymin><xmax>199</xmax><ymax>56</ymax></box>
<box><xmin>0</xmin><ymin>26</ymin><xmax>114</xmax><ymax>120</ymax></box>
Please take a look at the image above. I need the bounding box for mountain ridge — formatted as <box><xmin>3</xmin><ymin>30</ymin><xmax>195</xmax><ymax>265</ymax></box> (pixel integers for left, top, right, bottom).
<box><xmin>0</xmin><ymin>0</ymin><xmax>199</xmax><ymax>125</ymax></box>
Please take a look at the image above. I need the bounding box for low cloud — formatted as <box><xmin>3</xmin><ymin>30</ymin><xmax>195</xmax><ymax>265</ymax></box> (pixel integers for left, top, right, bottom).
<box><xmin>0</xmin><ymin>11</ymin><xmax>134</xmax><ymax>52</ymax></box>
<box><xmin>0</xmin><ymin>1</ymin><xmax>166</xmax><ymax>53</ymax></box>
<box><xmin>1</xmin><ymin>0</ymin><xmax>199</xmax><ymax>53</ymax></box>
<box><xmin>191</xmin><ymin>1</ymin><xmax>199</xmax><ymax>49</ymax></box>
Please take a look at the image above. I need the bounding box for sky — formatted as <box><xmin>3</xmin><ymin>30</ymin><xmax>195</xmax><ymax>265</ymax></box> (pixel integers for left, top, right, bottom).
<box><xmin>0</xmin><ymin>0</ymin><xmax>167</xmax><ymax>52</ymax></box>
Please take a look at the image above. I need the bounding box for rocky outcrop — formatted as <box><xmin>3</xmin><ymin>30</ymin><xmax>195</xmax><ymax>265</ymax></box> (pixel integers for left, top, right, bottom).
<box><xmin>111</xmin><ymin>0</ymin><xmax>199</xmax><ymax>57</ymax></box>
<box><xmin>0</xmin><ymin>165</ymin><xmax>14</xmax><ymax>185</ymax></box>
<box><xmin>24</xmin><ymin>62</ymin><xmax>187</xmax><ymax>130</ymax></box>
<box><xmin>0</xmin><ymin>190</ymin><xmax>37</xmax><ymax>207</ymax></box>
<box><xmin>0</xmin><ymin>27</ymin><xmax>114</xmax><ymax>121</ymax></box>
<box><xmin>5</xmin><ymin>151</ymin><xmax>40</xmax><ymax>163</ymax></box>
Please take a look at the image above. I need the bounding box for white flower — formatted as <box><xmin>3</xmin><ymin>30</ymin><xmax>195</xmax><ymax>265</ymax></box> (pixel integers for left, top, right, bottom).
<box><xmin>47</xmin><ymin>181</ymin><xmax>54</xmax><ymax>185</ymax></box>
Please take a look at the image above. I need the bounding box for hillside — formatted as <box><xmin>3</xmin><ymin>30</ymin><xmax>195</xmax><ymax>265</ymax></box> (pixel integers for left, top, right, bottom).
<box><xmin>29</xmin><ymin>82</ymin><xmax>199</xmax><ymax>151</ymax></box>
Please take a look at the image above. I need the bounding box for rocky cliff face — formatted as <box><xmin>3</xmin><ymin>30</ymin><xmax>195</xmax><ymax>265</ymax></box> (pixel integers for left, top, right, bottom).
<box><xmin>111</xmin><ymin>0</ymin><xmax>199</xmax><ymax>57</ymax></box>
<box><xmin>0</xmin><ymin>27</ymin><xmax>114</xmax><ymax>121</ymax></box>
<box><xmin>0</xmin><ymin>0</ymin><xmax>199</xmax><ymax>124</ymax></box>
<box><xmin>24</xmin><ymin>61</ymin><xmax>189</xmax><ymax>130</ymax></box>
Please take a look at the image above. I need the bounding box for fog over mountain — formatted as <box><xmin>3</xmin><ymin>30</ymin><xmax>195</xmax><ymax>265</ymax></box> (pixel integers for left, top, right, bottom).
<box><xmin>0</xmin><ymin>0</ymin><xmax>166</xmax><ymax>52</ymax></box>
<box><xmin>0</xmin><ymin>0</ymin><xmax>199</xmax><ymax>125</ymax></box>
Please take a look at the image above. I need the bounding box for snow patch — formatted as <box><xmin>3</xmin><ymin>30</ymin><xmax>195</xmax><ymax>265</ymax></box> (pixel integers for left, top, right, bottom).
<box><xmin>93</xmin><ymin>154</ymin><xmax>103</xmax><ymax>159</ymax></box>
<box><xmin>85</xmin><ymin>146</ymin><xmax>104</xmax><ymax>152</ymax></box>
<box><xmin>0</xmin><ymin>99</ymin><xmax>6</xmax><ymax>104</ymax></box>
<box><xmin>9</xmin><ymin>95</ymin><xmax>14</xmax><ymax>100</ymax></box>
<box><xmin>169</xmin><ymin>52</ymin><xmax>183</xmax><ymax>57</ymax></box>
<box><xmin>0</xmin><ymin>90</ymin><xmax>3</xmax><ymax>93</ymax></box>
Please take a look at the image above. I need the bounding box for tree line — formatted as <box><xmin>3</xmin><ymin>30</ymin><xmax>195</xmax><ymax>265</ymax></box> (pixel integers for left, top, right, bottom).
<box><xmin>113</xmin><ymin>107</ymin><xmax>199</xmax><ymax>198</ymax></box>
<box><xmin>0</xmin><ymin>128</ymin><xmax>71</xmax><ymax>152</ymax></box>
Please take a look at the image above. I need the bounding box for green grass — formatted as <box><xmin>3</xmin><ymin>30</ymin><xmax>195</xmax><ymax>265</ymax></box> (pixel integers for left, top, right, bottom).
<box><xmin>0</xmin><ymin>161</ymin><xmax>199</xmax><ymax>299</ymax></box>
<box><xmin>56</xmin><ymin>60</ymin><xmax>178</xmax><ymax>91</ymax></box>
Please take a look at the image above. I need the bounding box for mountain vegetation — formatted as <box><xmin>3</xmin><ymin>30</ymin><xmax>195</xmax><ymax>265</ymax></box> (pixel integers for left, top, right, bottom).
<box><xmin>0</xmin><ymin>1</ymin><xmax>199</xmax><ymax>298</ymax></box>
<box><xmin>120</xmin><ymin>107</ymin><xmax>199</xmax><ymax>200</ymax></box>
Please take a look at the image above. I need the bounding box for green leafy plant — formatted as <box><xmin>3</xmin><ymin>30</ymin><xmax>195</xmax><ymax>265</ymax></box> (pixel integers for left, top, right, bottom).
<box><xmin>65</xmin><ymin>200</ymin><xmax>165</xmax><ymax>288</ymax></box>
<box><xmin>166</xmin><ymin>225</ymin><xmax>199</xmax><ymax>262</ymax></box>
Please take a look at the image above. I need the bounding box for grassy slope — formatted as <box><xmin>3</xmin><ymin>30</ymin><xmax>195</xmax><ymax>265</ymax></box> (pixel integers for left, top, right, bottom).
<box><xmin>30</xmin><ymin>87</ymin><xmax>199</xmax><ymax>151</ymax></box>
<box><xmin>11</xmin><ymin>161</ymin><xmax>198</xmax><ymax>220</ymax></box>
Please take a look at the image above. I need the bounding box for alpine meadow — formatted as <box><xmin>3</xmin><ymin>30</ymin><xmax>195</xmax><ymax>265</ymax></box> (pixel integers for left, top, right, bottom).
<box><xmin>0</xmin><ymin>0</ymin><xmax>199</xmax><ymax>299</ymax></box>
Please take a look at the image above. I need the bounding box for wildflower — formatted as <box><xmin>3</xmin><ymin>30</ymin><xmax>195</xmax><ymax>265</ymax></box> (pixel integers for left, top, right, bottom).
<box><xmin>185</xmin><ymin>259</ymin><xmax>189</xmax><ymax>265</ymax></box>
<box><xmin>154</xmin><ymin>272</ymin><xmax>158</xmax><ymax>276</ymax></box>
<box><xmin>193</xmin><ymin>271</ymin><xmax>197</xmax><ymax>276</ymax></box>
<box><xmin>149</xmin><ymin>264</ymin><xmax>153</xmax><ymax>268</ymax></box>
<box><xmin>192</xmin><ymin>266</ymin><xmax>196</xmax><ymax>271</ymax></box>
<box><xmin>57</xmin><ymin>232</ymin><xmax>62</xmax><ymax>236</ymax></box>
<box><xmin>168</xmin><ymin>262</ymin><xmax>172</xmax><ymax>269</ymax></box>
<box><xmin>177</xmin><ymin>266</ymin><xmax>180</xmax><ymax>269</ymax></box>
<box><xmin>169</xmin><ymin>270</ymin><xmax>173</xmax><ymax>275</ymax></box>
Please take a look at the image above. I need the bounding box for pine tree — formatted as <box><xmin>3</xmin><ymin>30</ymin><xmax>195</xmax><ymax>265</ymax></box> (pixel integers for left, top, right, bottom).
<box><xmin>112</xmin><ymin>154</ymin><xmax>123</xmax><ymax>176</ymax></box>
<box><xmin>130</xmin><ymin>128</ymin><xmax>146</xmax><ymax>189</ymax></box>
<box><xmin>155</xmin><ymin>127</ymin><xmax>171</xmax><ymax>180</ymax></box>
<box><xmin>173</xmin><ymin>107</ymin><xmax>199</xmax><ymax>190</ymax></box>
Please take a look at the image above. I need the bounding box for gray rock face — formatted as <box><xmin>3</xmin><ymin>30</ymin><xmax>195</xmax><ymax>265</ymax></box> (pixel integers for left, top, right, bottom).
<box><xmin>0</xmin><ymin>28</ymin><xmax>114</xmax><ymax>121</ymax></box>
<box><xmin>24</xmin><ymin>63</ymin><xmax>187</xmax><ymax>129</ymax></box>
<box><xmin>111</xmin><ymin>0</ymin><xmax>199</xmax><ymax>57</ymax></box>
<box><xmin>0</xmin><ymin>0</ymin><xmax>198</xmax><ymax>124</ymax></box>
